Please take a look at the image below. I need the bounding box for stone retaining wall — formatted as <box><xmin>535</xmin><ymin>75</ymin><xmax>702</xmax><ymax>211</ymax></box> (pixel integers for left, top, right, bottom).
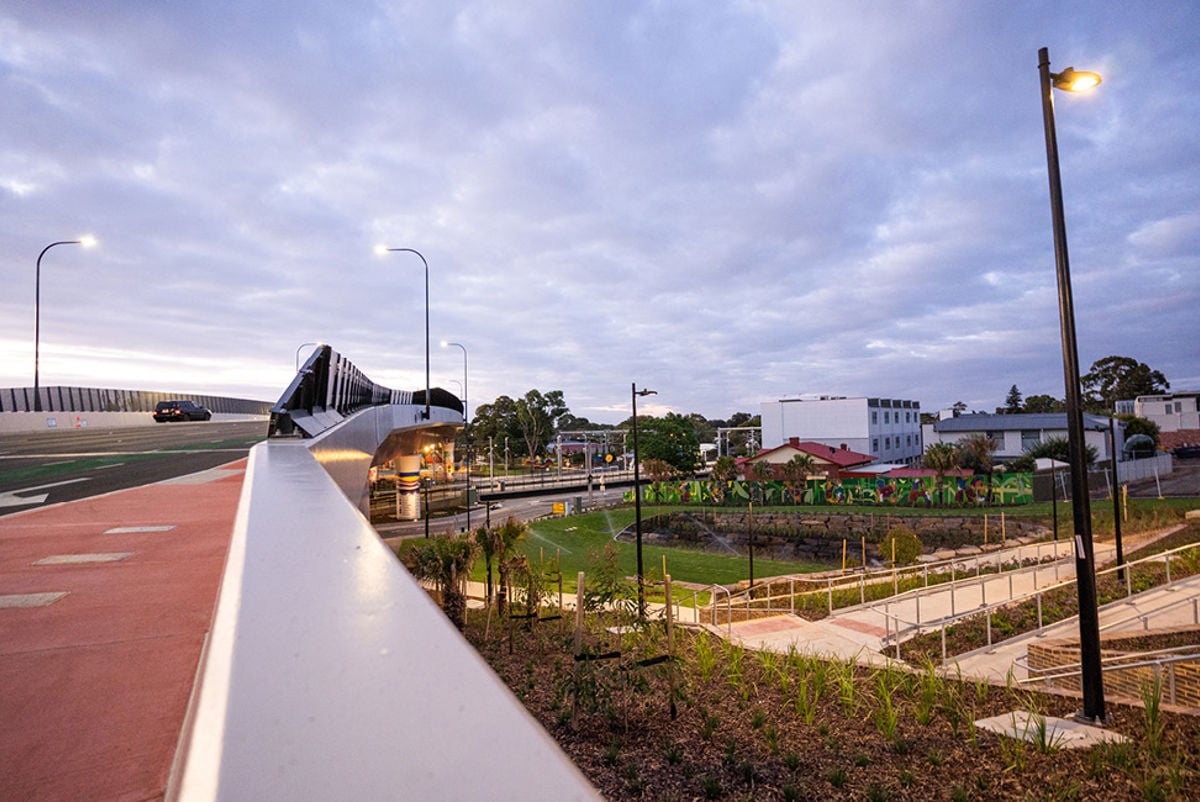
<box><xmin>637</xmin><ymin>510</ymin><xmax>1049</xmax><ymax>563</ymax></box>
<box><xmin>1027</xmin><ymin>628</ymin><xmax>1200</xmax><ymax>709</ymax></box>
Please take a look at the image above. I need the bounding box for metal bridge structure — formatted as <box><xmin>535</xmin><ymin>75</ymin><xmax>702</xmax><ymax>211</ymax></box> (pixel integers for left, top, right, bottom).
<box><xmin>170</xmin><ymin>344</ymin><xmax>597</xmax><ymax>800</ymax></box>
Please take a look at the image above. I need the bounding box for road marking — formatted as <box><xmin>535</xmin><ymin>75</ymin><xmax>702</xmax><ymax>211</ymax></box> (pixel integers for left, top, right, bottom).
<box><xmin>35</xmin><ymin>552</ymin><xmax>134</xmax><ymax>565</ymax></box>
<box><xmin>0</xmin><ymin>592</ymin><xmax>68</xmax><ymax>608</ymax></box>
<box><xmin>105</xmin><ymin>525</ymin><xmax>176</xmax><ymax>534</ymax></box>
<box><xmin>0</xmin><ymin>478</ymin><xmax>91</xmax><ymax>509</ymax></box>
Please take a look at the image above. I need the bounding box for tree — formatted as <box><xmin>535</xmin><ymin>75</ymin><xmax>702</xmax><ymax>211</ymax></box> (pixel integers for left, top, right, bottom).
<box><xmin>999</xmin><ymin>385</ymin><xmax>1023</xmax><ymax>414</ymax></box>
<box><xmin>711</xmin><ymin>455</ymin><xmax>738</xmax><ymax>483</ymax></box>
<box><xmin>781</xmin><ymin>453</ymin><xmax>816</xmax><ymax>505</ymax></box>
<box><xmin>1117</xmin><ymin>414</ymin><xmax>1161</xmax><ymax>448</ymax></box>
<box><xmin>1081</xmin><ymin>355</ymin><xmax>1169</xmax><ymax>412</ymax></box>
<box><xmin>922</xmin><ymin>442</ymin><xmax>960</xmax><ymax>506</ymax></box>
<box><xmin>471</xmin><ymin>395</ymin><xmax>525</xmax><ymax>458</ymax></box>
<box><xmin>1025</xmin><ymin>436</ymin><xmax>1098</xmax><ymax>467</ymax></box>
<box><xmin>514</xmin><ymin>389</ymin><xmax>568</xmax><ymax>461</ymax></box>
<box><xmin>1023</xmin><ymin>394</ymin><xmax>1065</xmax><ymax>414</ymax></box>
<box><xmin>491</xmin><ymin>516</ymin><xmax>529</xmax><ymax>616</ymax></box>
<box><xmin>402</xmin><ymin>533</ymin><xmax>479</xmax><ymax>630</ymax></box>
<box><xmin>642</xmin><ymin>457</ymin><xmax>674</xmax><ymax>504</ymax></box>
<box><xmin>630</xmin><ymin>412</ymin><xmax>702</xmax><ymax>475</ymax></box>
<box><xmin>957</xmin><ymin>434</ymin><xmax>997</xmax><ymax>503</ymax></box>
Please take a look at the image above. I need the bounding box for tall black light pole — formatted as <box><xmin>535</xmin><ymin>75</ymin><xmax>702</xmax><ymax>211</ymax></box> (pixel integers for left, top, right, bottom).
<box><xmin>631</xmin><ymin>383</ymin><xmax>657</xmax><ymax>619</ymax></box>
<box><xmin>34</xmin><ymin>238</ymin><xmax>95</xmax><ymax>412</ymax></box>
<box><xmin>444</xmin><ymin>341</ymin><xmax>469</xmax><ymax>530</ymax></box>
<box><xmin>376</xmin><ymin>246</ymin><xmax>430</xmax><ymax>419</ymax></box>
<box><xmin>1038</xmin><ymin>46</ymin><xmax>1106</xmax><ymax>723</ymax></box>
<box><xmin>1109</xmin><ymin>416</ymin><xmax>1125</xmax><ymax>582</ymax></box>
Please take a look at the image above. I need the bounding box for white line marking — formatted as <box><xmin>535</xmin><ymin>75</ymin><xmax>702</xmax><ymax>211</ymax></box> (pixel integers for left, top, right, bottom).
<box><xmin>0</xmin><ymin>478</ymin><xmax>91</xmax><ymax>508</ymax></box>
<box><xmin>105</xmin><ymin>525</ymin><xmax>176</xmax><ymax>534</ymax></box>
<box><xmin>35</xmin><ymin>552</ymin><xmax>134</xmax><ymax>565</ymax></box>
<box><xmin>0</xmin><ymin>592</ymin><xmax>69</xmax><ymax>608</ymax></box>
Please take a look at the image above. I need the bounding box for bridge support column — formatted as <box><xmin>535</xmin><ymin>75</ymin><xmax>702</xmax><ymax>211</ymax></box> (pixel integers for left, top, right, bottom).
<box><xmin>396</xmin><ymin>454</ymin><xmax>422</xmax><ymax>521</ymax></box>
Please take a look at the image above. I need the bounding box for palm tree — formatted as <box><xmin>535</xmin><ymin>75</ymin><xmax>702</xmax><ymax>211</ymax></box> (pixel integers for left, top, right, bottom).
<box><xmin>710</xmin><ymin>455</ymin><xmax>738</xmax><ymax>505</ymax></box>
<box><xmin>643</xmin><ymin>457</ymin><xmax>674</xmax><ymax>504</ymax></box>
<box><xmin>403</xmin><ymin>533</ymin><xmax>479</xmax><ymax>629</ymax></box>
<box><xmin>781</xmin><ymin>453</ymin><xmax>816</xmax><ymax>505</ymax></box>
<box><xmin>492</xmin><ymin>516</ymin><xmax>529</xmax><ymax>616</ymax></box>
<box><xmin>751</xmin><ymin>460</ymin><xmax>774</xmax><ymax>504</ymax></box>
<box><xmin>957</xmin><ymin>434</ymin><xmax>997</xmax><ymax>503</ymax></box>
<box><xmin>922</xmin><ymin>442</ymin><xmax>960</xmax><ymax>506</ymax></box>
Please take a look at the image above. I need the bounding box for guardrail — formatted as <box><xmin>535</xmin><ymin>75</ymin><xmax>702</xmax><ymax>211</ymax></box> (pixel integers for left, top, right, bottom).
<box><xmin>879</xmin><ymin>538</ymin><xmax>1200</xmax><ymax>662</ymax></box>
<box><xmin>168</xmin><ymin>348</ymin><xmax>598</xmax><ymax>801</ymax></box>
<box><xmin>706</xmin><ymin>538</ymin><xmax>1075</xmax><ymax>633</ymax></box>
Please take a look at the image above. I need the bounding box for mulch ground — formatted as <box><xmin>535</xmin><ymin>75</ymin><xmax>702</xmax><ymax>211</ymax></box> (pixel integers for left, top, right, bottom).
<box><xmin>463</xmin><ymin>610</ymin><xmax>1199</xmax><ymax>801</ymax></box>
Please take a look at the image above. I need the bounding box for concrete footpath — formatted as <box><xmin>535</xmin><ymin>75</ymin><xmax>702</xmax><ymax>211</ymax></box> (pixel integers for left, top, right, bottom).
<box><xmin>0</xmin><ymin>462</ymin><xmax>243</xmax><ymax>802</ymax></box>
<box><xmin>723</xmin><ymin>529</ymin><xmax>1199</xmax><ymax>677</ymax></box>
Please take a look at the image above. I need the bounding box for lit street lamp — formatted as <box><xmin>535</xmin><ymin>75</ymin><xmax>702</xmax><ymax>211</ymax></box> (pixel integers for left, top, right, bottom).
<box><xmin>1038</xmin><ymin>45</ymin><xmax>1106</xmax><ymax>723</ymax></box>
<box><xmin>375</xmin><ymin>246</ymin><xmax>430</xmax><ymax>419</ymax></box>
<box><xmin>34</xmin><ymin>237</ymin><xmax>96</xmax><ymax>412</ymax></box>
<box><xmin>443</xmin><ymin>340</ymin><xmax>470</xmax><ymax>530</ymax></box>
<box><xmin>631</xmin><ymin>383</ymin><xmax>657</xmax><ymax>618</ymax></box>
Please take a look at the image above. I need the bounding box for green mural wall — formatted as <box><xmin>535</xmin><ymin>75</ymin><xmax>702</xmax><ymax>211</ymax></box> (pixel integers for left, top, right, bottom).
<box><xmin>624</xmin><ymin>473</ymin><xmax>1034</xmax><ymax>507</ymax></box>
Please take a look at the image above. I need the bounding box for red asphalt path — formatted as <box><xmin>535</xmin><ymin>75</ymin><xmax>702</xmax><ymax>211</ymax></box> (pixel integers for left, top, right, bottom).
<box><xmin>0</xmin><ymin>461</ymin><xmax>244</xmax><ymax>802</ymax></box>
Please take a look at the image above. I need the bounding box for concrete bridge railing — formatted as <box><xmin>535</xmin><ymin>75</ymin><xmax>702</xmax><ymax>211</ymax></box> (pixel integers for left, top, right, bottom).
<box><xmin>168</xmin><ymin>346</ymin><xmax>598</xmax><ymax>800</ymax></box>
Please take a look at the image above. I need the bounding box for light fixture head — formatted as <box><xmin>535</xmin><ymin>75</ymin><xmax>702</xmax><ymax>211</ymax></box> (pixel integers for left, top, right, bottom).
<box><xmin>79</xmin><ymin>235</ymin><xmax>98</xmax><ymax>248</ymax></box>
<box><xmin>1052</xmin><ymin>67</ymin><xmax>1102</xmax><ymax>93</ymax></box>
<box><xmin>373</xmin><ymin>243</ymin><xmax>389</xmax><ymax>256</ymax></box>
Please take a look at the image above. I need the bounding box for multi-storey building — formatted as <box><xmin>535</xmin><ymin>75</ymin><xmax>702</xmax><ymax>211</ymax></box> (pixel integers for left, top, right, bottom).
<box><xmin>759</xmin><ymin>396</ymin><xmax>922</xmax><ymax>465</ymax></box>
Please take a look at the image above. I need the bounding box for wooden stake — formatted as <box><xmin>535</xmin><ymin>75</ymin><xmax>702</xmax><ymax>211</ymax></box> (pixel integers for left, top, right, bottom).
<box><xmin>842</xmin><ymin>538</ymin><xmax>847</xmax><ymax>572</ymax></box>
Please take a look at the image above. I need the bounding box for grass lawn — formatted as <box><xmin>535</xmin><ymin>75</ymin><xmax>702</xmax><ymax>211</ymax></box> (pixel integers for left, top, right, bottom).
<box><xmin>466</xmin><ymin>507</ymin><xmax>829</xmax><ymax>605</ymax></box>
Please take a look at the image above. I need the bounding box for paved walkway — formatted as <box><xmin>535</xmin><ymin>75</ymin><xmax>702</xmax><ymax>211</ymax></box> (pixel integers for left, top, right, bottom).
<box><xmin>722</xmin><ymin>529</ymin><xmax>1200</xmax><ymax>675</ymax></box>
<box><xmin>0</xmin><ymin>462</ymin><xmax>243</xmax><ymax>802</ymax></box>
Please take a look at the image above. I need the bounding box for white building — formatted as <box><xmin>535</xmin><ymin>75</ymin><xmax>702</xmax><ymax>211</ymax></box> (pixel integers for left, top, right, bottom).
<box><xmin>922</xmin><ymin>412</ymin><xmax>1121</xmax><ymax>462</ymax></box>
<box><xmin>1123</xmin><ymin>392</ymin><xmax>1200</xmax><ymax>433</ymax></box>
<box><xmin>760</xmin><ymin>396</ymin><xmax>922</xmax><ymax>465</ymax></box>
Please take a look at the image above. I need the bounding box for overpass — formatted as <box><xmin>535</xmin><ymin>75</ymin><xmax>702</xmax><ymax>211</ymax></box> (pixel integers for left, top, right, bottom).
<box><xmin>1</xmin><ymin>345</ymin><xmax>597</xmax><ymax>800</ymax></box>
<box><xmin>170</xmin><ymin>344</ymin><xmax>597</xmax><ymax>799</ymax></box>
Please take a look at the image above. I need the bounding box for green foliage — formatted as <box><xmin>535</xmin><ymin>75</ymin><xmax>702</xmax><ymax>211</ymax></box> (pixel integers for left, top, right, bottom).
<box><xmin>880</xmin><ymin>526</ymin><xmax>923</xmax><ymax>566</ymax></box>
<box><xmin>633</xmin><ymin>412</ymin><xmax>703</xmax><ymax>474</ymax></box>
<box><xmin>1081</xmin><ymin>354</ymin><xmax>1169</xmax><ymax>411</ymax></box>
<box><xmin>1119</xmin><ymin>414</ymin><xmax>1161</xmax><ymax>447</ymax></box>
<box><xmin>400</xmin><ymin>532</ymin><xmax>478</xmax><ymax>629</ymax></box>
<box><xmin>1024</xmin><ymin>436</ymin><xmax>1098</xmax><ymax>467</ymax></box>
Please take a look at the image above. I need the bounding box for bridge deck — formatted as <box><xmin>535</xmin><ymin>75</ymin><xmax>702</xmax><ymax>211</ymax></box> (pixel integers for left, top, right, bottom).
<box><xmin>0</xmin><ymin>461</ymin><xmax>243</xmax><ymax>801</ymax></box>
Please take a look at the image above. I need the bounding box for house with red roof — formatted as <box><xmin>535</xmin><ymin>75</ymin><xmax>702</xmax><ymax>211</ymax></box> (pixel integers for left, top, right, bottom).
<box><xmin>736</xmin><ymin>437</ymin><xmax>875</xmax><ymax>481</ymax></box>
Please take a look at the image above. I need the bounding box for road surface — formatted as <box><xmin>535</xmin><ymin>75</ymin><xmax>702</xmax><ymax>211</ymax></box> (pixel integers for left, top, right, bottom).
<box><xmin>0</xmin><ymin>419</ymin><xmax>268</xmax><ymax>515</ymax></box>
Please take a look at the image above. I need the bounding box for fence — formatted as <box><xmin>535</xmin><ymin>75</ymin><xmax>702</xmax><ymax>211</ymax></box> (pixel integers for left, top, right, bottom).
<box><xmin>0</xmin><ymin>384</ymin><xmax>271</xmax><ymax>415</ymax></box>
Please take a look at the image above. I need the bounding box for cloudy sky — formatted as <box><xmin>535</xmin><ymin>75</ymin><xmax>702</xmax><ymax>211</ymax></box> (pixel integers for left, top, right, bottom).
<box><xmin>2</xmin><ymin>2</ymin><xmax>1196</xmax><ymax>424</ymax></box>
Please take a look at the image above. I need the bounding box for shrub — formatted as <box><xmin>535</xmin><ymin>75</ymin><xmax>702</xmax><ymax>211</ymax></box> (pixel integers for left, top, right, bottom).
<box><xmin>880</xmin><ymin>525</ymin><xmax>923</xmax><ymax>566</ymax></box>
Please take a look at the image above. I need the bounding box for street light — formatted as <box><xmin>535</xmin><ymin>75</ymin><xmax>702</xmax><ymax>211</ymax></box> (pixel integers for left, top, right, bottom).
<box><xmin>631</xmin><ymin>383</ymin><xmax>657</xmax><ymax>618</ymax></box>
<box><xmin>1038</xmin><ymin>45</ymin><xmax>1105</xmax><ymax>723</ymax></box>
<box><xmin>375</xmin><ymin>246</ymin><xmax>430</xmax><ymax>419</ymax></box>
<box><xmin>34</xmin><ymin>237</ymin><xmax>96</xmax><ymax>412</ymax></box>
<box><xmin>442</xmin><ymin>340</ymin><xmax>470</xmax><ymax>531</ymax></box>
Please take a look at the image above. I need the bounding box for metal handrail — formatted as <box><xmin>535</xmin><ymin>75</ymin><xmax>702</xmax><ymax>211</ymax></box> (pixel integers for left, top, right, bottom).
<box><xmin>1019</xmin><ymin>647</ymin><xmax>1200</xmax><ymax>707</ymax></box>
<box><xmin>879</xmin><ymin>538</ymin><xmax>1200</xmax><ymax>661</ymax></box>
<box><xmin>718</xmin><ymin>538</ymin><xmax>1074</xmax><ymax>620</ymax></box>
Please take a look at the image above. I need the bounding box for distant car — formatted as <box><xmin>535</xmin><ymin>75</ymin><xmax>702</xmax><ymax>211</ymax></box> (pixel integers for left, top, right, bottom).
<box><xmin>153</xmin><ymin>400</ymin><xmax>212</xmax><ymax>422</ymax></box>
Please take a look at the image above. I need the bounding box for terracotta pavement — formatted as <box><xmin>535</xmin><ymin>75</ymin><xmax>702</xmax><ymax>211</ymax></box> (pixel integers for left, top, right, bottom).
<box><xmin>0</xmin><ymin>462</ymin><xmax>244</xmax><ymax>802</ymax></box>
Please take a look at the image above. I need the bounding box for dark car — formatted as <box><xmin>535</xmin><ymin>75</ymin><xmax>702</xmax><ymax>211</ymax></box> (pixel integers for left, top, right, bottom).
<box><xmin>153</xmin><ymin>400</ymin><xmax>212</xmax><ymax>422</ymax></box>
